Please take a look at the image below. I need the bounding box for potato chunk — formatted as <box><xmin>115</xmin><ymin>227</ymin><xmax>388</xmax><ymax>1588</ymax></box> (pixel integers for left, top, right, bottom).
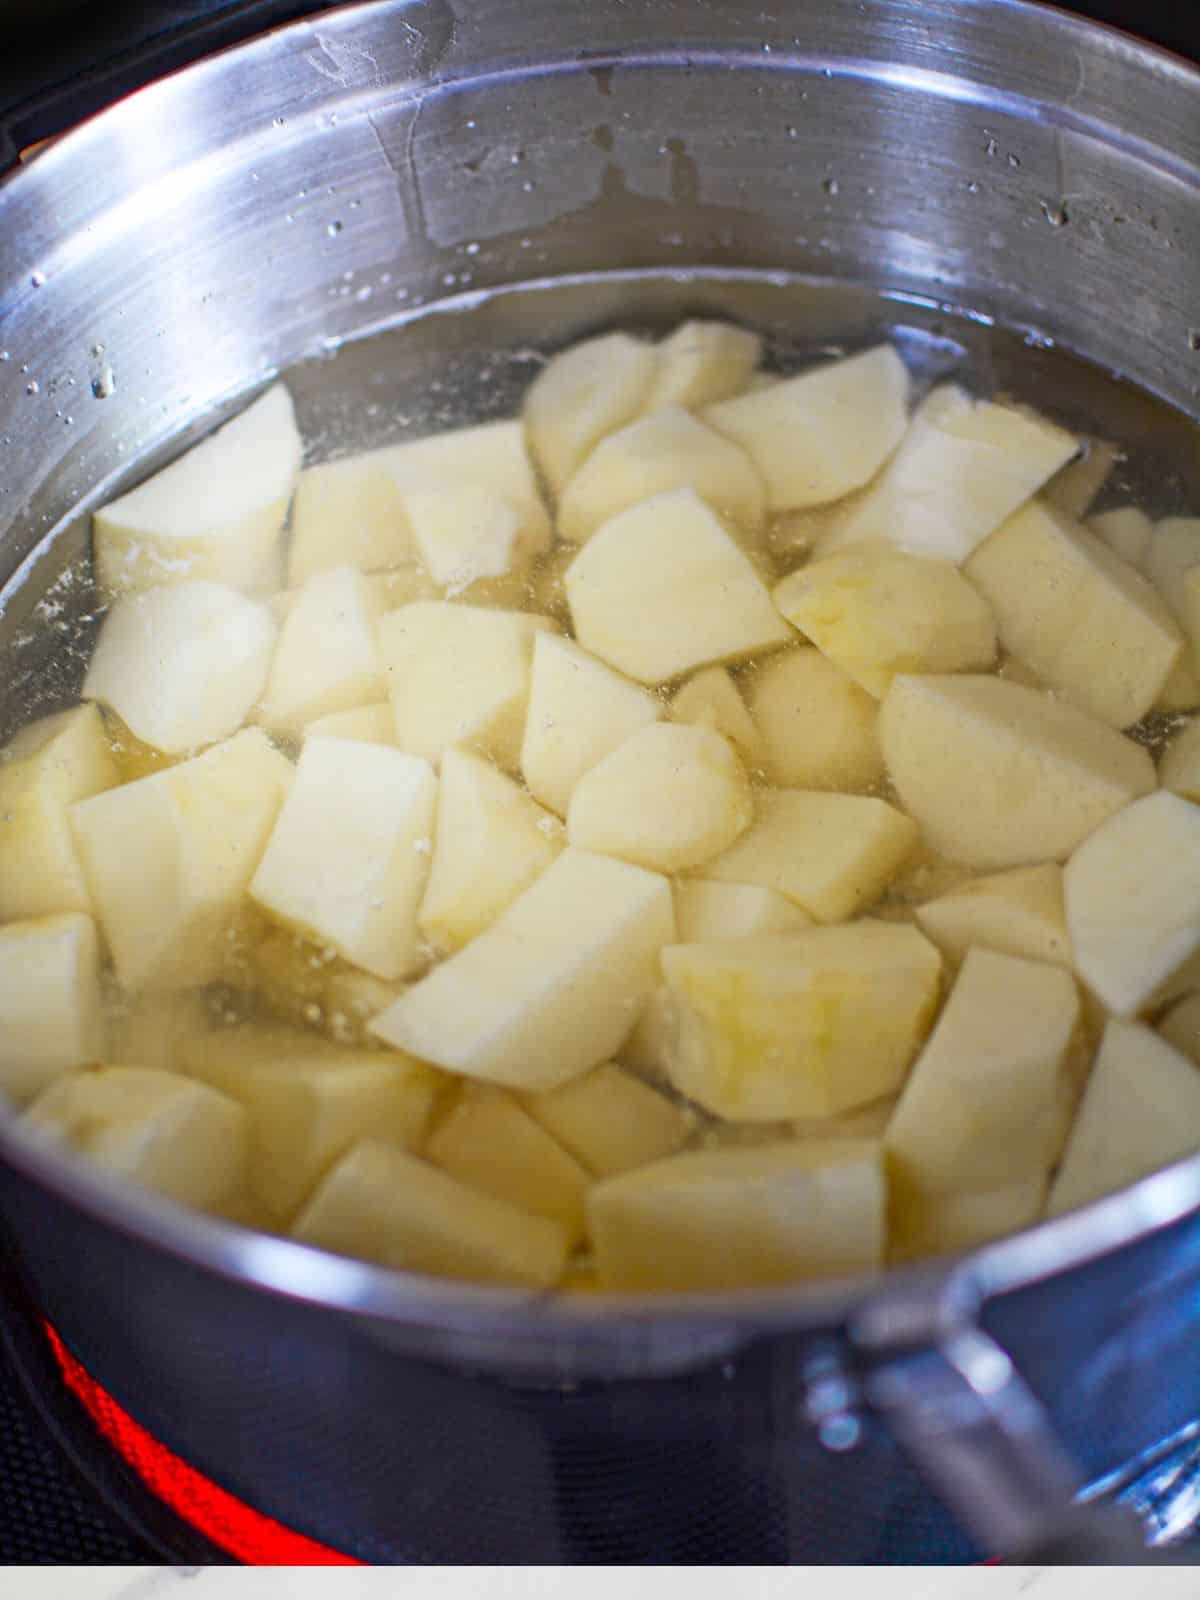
<box><xmin>965</xmin><ymin>502</ymin><xmax>1182</xmax><ymax>727</ymax></box>
<box><xmin>588</xmin><ymin>1139</ymin><xmax>885</xmax><ymax>1290</ymax></box>
<box><xmin>0</xmin><ymin>705</ymin><xmax>119</xmax><ymax>922</ymax></box>
<box><xmin>523</xmin><ymin>332</ymin><xmax>657</xmax><ymax>497</ymax></box>
<box><xmin>250</xmin><ymin>736</ymin><xmax>436</xmax><ymax>981</ymax></box>
<box><xmin>371</xmin><ymin>848</ymin><xmax>674</xmax><ymax>1091</ymax></box>
<box><xmin>72</xmin><ymin>729</ymin><xmax>293</xmax><ymax>992</ymax></box>
<box><xmin>880</xmin><ymin>675</ymin><xmax>1155</xmax><ymax>869</ymax></box>
<box><xmin>256</xmin><ymin>566</ymin><xmax>385</xmax><ymax>737</ymax></box>
<box><xmin>673</xmin><ymin>880</ymin><xmax>811</xmax><ymax>942</ymax></box>
<box><xmin>557</xmin><ymin>407</ymin><xmax>765</xmax><ymax>543</ymax></box>
<box><xmin>1063</xmin><ymin>789</ymin><xmax>1200</xmax><ymax>1017</ymax></box>
<box><xmin>378</xmin><ymin>602</ymin><xmax>557</xmax><ymax>770</ymax></box>
<box><xmin>520</xmin><ymin>633</ymin><xmax>662</xmax><ymax>816</ymax></box>
<box><xmin>705</xmin><ymin>345</ymin><xmax>909</xmax><ymax>511</ymax></box>
<box><xmin>0</xmin><ymin>914</ymin><xmax>104</xmax><ymax>1107</ymax></box>
<box><xmin>1089</xmin><ymin>506</ymin><xmax>1152</xmax><ymax>570</ymax></box>
<box><xmin>773</xmin><ymin>543</ymin><xmax>997</xmax><ymax>699</ymax></box>
<box><xmin>291</xmin><ymin>1139</ymin><xmax>569</xmax><ymax>1288</ymax></box>
<box><xmin>567</xmin><ymin>723</ymin><xmax>752</xmax><ymax>874</ymax></box>
<box><xmin>406</xmin><ymin>485</ymin><xmax>533</xmax><ymax>590</ymax></box>
<box><xmin>1160</xmin><ymin>994</ymin><xmax>1200</xmax><ymax>1067</ymax></box>
<box><xmin>1043</xmin><ymin>438</ymin><xmax>1120</xmax><ymax>519</ymax></box>
<box><xmin>304</xmin><ymin>702</ymin><xmax>396</xmax><ymax>746</ymax></box>
<box><xmin>1161</xmin><ymin>718</ymin><xmax>1200</xmax><ymax>801</ymax></box>
<box><xmin>94</xmin><ymin>383</ymin><xmax>301</xmax><ymax>595</ymax></box>
<box><xmin>1047</xmin><ymin>1021</ymin><xmax>1200</xmax><ymax>1216</ymax></box>
<box><xmin>84</xmin><ymin>582</ymin><xmax>276</xmax><ymax>755</ymax></box>
<box><xmin>661</xmin><ymin>920</ymin><xmax>941</xmax><ymax>1119</ymax></box>
<box><xmin>419</xmin><ymin>747</ymin><xmax>562</xmax><ymax>953</ymax></box>
<box><xmin>565</xmin><ymin>488</ymin><xmax>792</xmax><ymax>684</ymax></box>
<box><xmin>891</xmin><ymin>1178</ymin><xmax>1047</xmax><ymax>1262</ymax></box>
<box><xmin>643</xmin><ymin>320</ymin><xmax>763</xmax><ymax>411</ymax></box>
<box><xmin>518</xmin><ymin>1062</ymin><xmax>692</xmax><ymax>1177</ymax></box>
<box><xmin>701</xmin><ymin>789</ymin><xmax>917</xmax><ymax>923</ymax></box>
<box><xmin>827</xmin><ymin>383</ymin><xmax>1077</xmax><ymax>561</ymax></box>
<box><xmin>746</xmin><ymin>649</ymin><xmax>883</xmax><ymax>791</ymax></box>
<box><xmin>1145</xmin><ymin>518</ymin><xmax>1200</xmax><ymax>669</ymax></box>
<box><xmin>914</xmin><ymin>863</ymin><xmax>1070</xmax><ymax>969</ymax></box>
<box><xmin>669</xmin><ymin>666</ymin><xmax>764</xmax><ymax>770</ymax></box>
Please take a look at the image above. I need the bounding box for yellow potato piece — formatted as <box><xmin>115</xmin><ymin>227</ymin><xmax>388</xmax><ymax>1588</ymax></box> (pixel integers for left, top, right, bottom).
<box><xmin>746</xmin><ymin>649</ymin><xmax>883</xmax><ymax>790</ymax></box>
<box><xmin>669</xmin><ymin>666</ymin><xmax>765</xmax><ymax>771</ymax></box>
<box><xmin>1145</xmin><ymin>518</ymin><xmax>1200</xmax><ymax>671</ymax></box>
<box><xmin>1160</xmin><ymin>994</ymin><xmax>1200</xmax><ymax>1067</ymax></box>
<box><xmin>518</xmin><ymin>1062</ymin><xmax>693</xmax><ymax>1177</ymax></box>
<box><xmin>0</xmin><ymin>913</ymin><xmax>105</xmax><ymax>1108</ymax></box>
<box><xmin>1042</xmin><ymin>438</ymin><xmax>1120</xmax><ymax>519</ymax></box>
<box><xmin>673</xmin><ymin>880</ymin><xmax>812</xmax><ymax>943</ymax></box>
<box><xmin>303</xmin><ymin>702</ymin><xmax>396</xmax><ymax>746</ymax></box>
<box><xmin>405</xmin><ymin>485</ymin><xmax>532</xmax><ymax>590</ymax></box>
<box><xmin>891</xmin><ymin>1177</ymin><xmax>1047</xmax><ymax>1263</ymax></box>
<box><xmin>643</xmin><ymin>320</ymin><xmax>763</xmax><ymax>412</ymax></box>
<box><xmin>256</xmin><ymin>566</ymin><xmax>385</xmax><ymax>737</ymax></box>
<box><xmin>1089</xmin><ymin>505</ymin><xmax>1152</xmax><ymax>570</ymax></box>
<box><xmin>523</xmin><ymin>332</ymin><xmax>658</xmax><ymax>497</ymax></box>
<box><xmin>914</xmin><ymin>863</ymin><xmax>1072</xmax><ymax>969</ymax></box>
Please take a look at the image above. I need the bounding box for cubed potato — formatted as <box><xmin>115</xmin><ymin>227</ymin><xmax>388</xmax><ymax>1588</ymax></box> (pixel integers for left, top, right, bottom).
<box><xmin>304</xmin><ymin>702</ymin><xmax>396</xmax><ymax>746</ymax></box>
<box><xmin>523</xmin><ymin>332</ymin><xmax>658</xmax><ymax>497</ymax></box>
<box><xmin>72</xmin><ymin>729</ymin><xmax>293</xmax><ymax>992</ymax></box>
<box><xmin>879</xmin><ymin>675</ymin><xmax>1155</xmax><ymax>869</ymax></box>
<box><xmin>518</xmin><ymin>1062</ymin><xmax>693</xmax><ymax>1176</ymax></box>
<box><xmin>426</xmin><ymin>1082</ymin><xmax>590</xmax><ymax>1241</ymax></box>
<box><xmin>24</xmin><ymin>1066</ymin><xmax>249</xmax><ymax>1216</ymax></box>
<box><xmin>378</xmin><ymin>602</ymin><xmax>557</xmax><ymax>770</ymax></box>
<box><xmin>669</xmin><ymin>666</ymin><xmax>765</xmax><ymax>771</ymax></box>
<box><xmin>405</xmin><ymin>484</ymin><xmax>537</xmax><ymax>592</ymax></box>
<box><xmin>701</xmin><ymin>789</ymin><xmax>918</xmax><ymax>923</ymax></box>
<box><xmin>661</xmin><ymin>920</ymin><xmax>941</xmax><ymax>1119</ymax></box>
<box><xmin>1162</xmin><ymin>718</ymin><xmax>1200</xmax><ymax>801</ymax></box>
<box><xmin>0</xmin><ymin>914</ymin><xmax>104</xmax><ymax>1107</ymax></box>
<box><xmin>322</xmin><ymin>972</ymin><xmax>408</xmax><ymax>1045</ymax></box>
<box><xmin>288</xmin><ymin>420</ymin><xmax>550</xmax><ymax>584</ymax></box>
<box><xmin>0</xmin><ymin>705</ymin><xmax>119</xmax><ymax>922</ymax></box>
<box><xmin>291</xmin><ymin>1139</ymin><xmax>569</xmax><ymax>1288</ymax></box>
<box><xmin>673</xmin><ymin>880</ymin><xmax>812</xmax><ymax>942</ymax></box>
<box><xmin>643</xmin><ymin>320</ymin><xmax>763</xmax><ymax>411</ymax></box>
<box><xmin>104</xmin><ymin>988</ymin><xmax>214</xmax><ymax>1073</ymax></box>
<box><xmin>520</xmin><ymin>633</ymin><xmax>662</xmax><ymax>816</ymax></box>
<box><xmin>567</xmin><ymin>723</ymin><xmax>752</xmax><ymax>874</ymax></box>
<box><xmin>1063</xmin><ymin>789</ymin><xmax>1200</xmax><ymax>1017</ymax></box>
<box><xmin>1156</xmin><ymin>656</ymin><xmax>1200</xmax><ymax>714</ymax></box>
<box><xmin>1042</xmin><ymin>438</ymin><xmax>1120</xmax><ymax>518</ymax></box>
<box><xmin>825</xmin><ymin>384</ymin><xmax>1077</xmax><ymax>561</ymax></box>
<box><xmin>1145</xmin><ymin>518</ymin><xmax>1200</xmax><ymax>669</ymax></box>
<box><xmin>250</xmin><ymin>736</ymin><xmax>436</xmax><ymax>981</ymax></box>
<box><xmin>1047</xmin><ymin>1021</ymin><xmax>1200</xmax><ymax>1216</ymax></box>
<box><xmin>83</xmin><ymin>582</ymin><xmax>276</xmax><ymax>755</ymax></box>
<box><xmin>1089</xmin><ymin>506</ymin><xmax>1153</xmax><ymax>570</ymax></box>
<box><xmin>705</xmin><ymin>345</ymin><xmax>909</xmax><ymax>511</ymax></box>
<box><xmin>792</xmin><ymin>1097</ymin><xmax>898</xmax><ymax>1141</ymax></box>
<box><xmin>619</xmin><ymin>986</ymin><xmax>675</xmax><ymax>1085</ymax></box>
<box><xmin>256</xmin><ymin>566</ymin><xmax>385</xmax><ymax>737</ymax></box>
<box><xmin>557</xmin><ymin>407</ymin><xmax>766</xmax><ymax>543</ymax></box>
<box><xmin>891</xmin><ymin>1177</ymin><xmax>1047</xmax><ymax>1262</ymax></box>
<box><xmin>94</xmin><ymin>384</ymin><xmax>301</xmax><ymax>595</ymax></box>
<box><xmin>1160</xmin><ymin>994</ymin><xmax>1200</xmax><ymax>1067</ymax></box>
<box><xmin>177</xmin><ymin>1017</ymin><xmax>346</xmax><ymax>1099</ymax></box>
<box><xmin>419</xmin><ymin>746</ymin><xmax>562</xmax><ymax>953</ymax></box>
<box><xmin>371</xmin><ymin>848</ymin><xmax>674</xmax><ymax>1091</ymax></box>
<box><xmin>588</xmin><ymin>1139</ymin><xmax>885</xmax><ymax>1290</ymax></box>
<box><xmin>773</xmin><ymin>543</ymin><xmax>998</xmax><ymax>699</ymax></box>
<box><xmin>965</xmin><ymin>502</ymin><xmax>1182</xmax><ymax>727</ymax></box>
<box><xmin>914</xmin><ymin>863</ymin><xmax>1072</xmax><ymax>969</ymax></box>
<box><xmin>565</xmin><ymin>488</ymin><xmax>793</xmax><ymax>684</ymax></box>
<box><xmin>746</xmin><ymin>649</ymin><xmax>883</xmax><ymax>791</ymax></box>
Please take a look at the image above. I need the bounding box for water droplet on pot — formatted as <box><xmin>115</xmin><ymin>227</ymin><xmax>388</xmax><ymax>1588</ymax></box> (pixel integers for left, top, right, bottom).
<box><xmin>985</xmin><ymin>137</ymin><xmax>999</xmax><ymax>157</ymax></box>
<box><xmin>823</xmin><ymin>177</ymin><xmax>839</xmax><ymax>196</ymax></box>
<box><xmin>0</xmin><ymin>351</ymin><xmax>8</xmax><ymax>362</ymax></box>
<box><xmin>965</xmin><ymin>180</ymin><xmax>980</xmax><ymax>194</ymax></box>
<box><xmin>327</xmin><ymin>219</ymin><xmax>344</xmax><ymax>236</ymax></box>
<box><xmin>1007</xmin><ymin>152</ymin><xmax>1021</xmax><ymax>168</ymax></box>
<box><xmin>1040</xmin><ymin>200</ymin><xmax>1070</xmax><ymax>227</ymax></box>
<box><xmin>91</xmin><ymin>368</ymin><xmax>116</xmax><ymax>399</ymax></box>
<box><xmin>30</xmin><ymin>271</ymin><xmax>44</xmax><ymax>288</ymax></box>
<box><xmin>1189</xmin><ymin>330</ymin><xmax>1200</xmax><ymax>353</ymax></box>
<box><xmin>26</xmin><ymin>381</ymin><xmax>39</xmax><ymax>395</ymax></box>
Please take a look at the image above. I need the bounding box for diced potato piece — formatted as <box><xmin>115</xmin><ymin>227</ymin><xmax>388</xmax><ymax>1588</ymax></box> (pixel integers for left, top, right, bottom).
<box><xmin>568</xmin><ymin>723</ymin><xmax>752</xmax><ymax>874</ymax></box>
<box><xmin>72</xmin><ymin>729</ymin><xmax>293</xmax><ymax>992</ymax></box>
<box><xmin>661</xmin><ymin>920</ymin><xmax>941</xmax><ymax>1119</ymax></box>
<box><xmin>105</xmin><ymin>988</ymin><xmax>214</xmax><ymax>1073</ymax></box>
<box><xmin>94</xmin><ymin>384</ymin><xmax>301</xmax><ymax>595</ymax></box>
<box><xmin>792</xmin><ymin>1097</ymin><xmax>898</xmax><ymax>1141</ymax></box>
<box><xmin>1063</xmin><ymin>789</ymin><xmax>1200</xmax><ymax>1017</ymax></box>
<box><xmin>288</xmin><ymin>420</ymin><xmax>550</xmax><ymax>584</ymax></box>
<box><xmin>673</xmin><ymin>880</ymin><xmax>811</xmax><ymax>942</ymax></box>
<box><xmin>250</xmin><ymin>736</ymin><xmax>436</xmax><ymax>981</ymax></box>
<box><xmin>371</xmin><ymin>848</ymin><xmax>674</xmax><ymax>1092</ymax></box>
<box><xmin>0</xmin><ymin>705</ymin><xmax>119</xmax><ymax>922</ymax></box>
<box><xmin>879</xmin><ymin>675</ymin><xmax>1155</xmax><ymax>869</ymax></box>
<box><xmin>378</xmin><ymin>602</ymin><xmax>557</xmax><ymax>769</ymax></box>
<box><xmin>620</xmin><ymin>986</ymin><xmax>674</xmax><ymax>1085</ymax></box>
<box><xmin>701</xmin><ymin>789</ymin><xmax>917</xmax><ymax>923</ymax></box>
<box><xmin>426</xmin><ymin>1083</ymin><xmax>590</xmax><ymax>1241</ymax></box>
<box><xmin>520</xmin><ymin>633</ymin><xmax>662</xmax><ymax>816</ymax></box>
<box><xmin>965</xmin><ymin>502</ymin><xmax>1182</xmax><ymax>727</ymax></box>
<box><xmin>891</xmin><ymin>1177</ymin><xmax>1046</xmax><ymax>1262</ymax></box>
<box><xmin>1089</xmin><ymin>506</ymin><xmax>1153</xmax><ymax>570</ymax></box>
<box><xmin>291</xmin><ymin>1139</ymin><xmax>569</xmax><ymax>1288</ymax></box>
<box><xmin>1042</xmin><ymin>438</ymin><xmax>1120</xmax><ymax>518</ymax></box>
<box><xmin>588</xmin><ymin>1139</ymin><xmax>885</xmax><ymax>1290</ymax></box>
<box><xmin>0</xmin><ymin>914</ymin><xmax>104</xmax><ymax>1107</ymax></box>
<box><xmin>565</xmin><ymin>487</ymin><xmax>792</xmax><ymax>684</ymax></box>
<box><xmin>24</xmin><ymin>1066</ymin><xmax>249</xmax><ymax>1215</ymax></box>
<box><xmin>1156</xmin><ymin>656</ymin><xmax>1200</xmax><ymax>714</ymax></box>
<box><xmin>405</xmin><ymin>484</ymin><xmax>538</xmax><ymax>592</ymax></box>
<box><xmin>83</xmin><ymin>582</ymin><xmax>276</xmax><ymax>755</ymax></box>
<box><xmin>242</xmin><ymin>1051</ymin><xmax>439</xmax><ymax>1220</ymax></box>
<box><xmin>518</xmin><ymin>1062</ymin><xmax>693</xmax><ymax>1177</ymax></box>
<box><xmin>885</xmin><ymin>948</ymin><xmax>1079</xmax><ymax>1205</ymax></box>
<box><xmin>746</xmin><ymin>649</ymin><xmax>883</xmax><ymax>791</ymax></box>
<box><xmin>1047</xmin><ymin>1021</ymin><xmax>1200</xmax><ymax>1216</ymax></box>
<box><xmin>419</xmin><ymin>747</ymin><xmax>562</xmax><ymax>953</ymax></box>
<box><xmin>304</xmin><ymin>702</ymin><xmax>396</xmax><ymax>746</ymax></box>
<box><xmin>1145</xmin><ymin>518</ymin><xmax>1200</xmax><ymax>669</ymax></box>
<box><xmin>1160</xmin><ymin>994</ymin><xmax>1200</xmax><ymax>1067</ymax></box>
<box><xmin>774</xmin><ymin>543</ymin><xmax>998</xmax><ymax>699</ymax></box>
<box><xmin>669</xmin><ymin>667</ymin><xmax>765</xmax><ymax>770</ymax></box>
<box><xmin>256</xmin><ymin>566</ymin><xmax>385</xmax><ymax>737</ymax></box>
<box><xmin>177</xmin><ymin>1018</ymin><xmax>346</xmax><ymax>1099</ymax></box>
<box><xmin>705</xmin><ymin>345</ymin><xmax>909</xmax><ymax>511</ymax></box>
<box><xmin>1162</xmin><ymin>718</ymin><xmax>1200</xmax><ymax>801</ymax></box>
<box><xmin>914</xmin><ymin>864</ymin><xmax>1072</xmax><ymax>969</ymax></box>
<box><xmin>557</xmin><ymin>407</ymin><xmax>766</xmax><ymax>544</ymax></box>
<box><xmin>523</xmin><ymin>332</ymin><xmax>658</xmax><ymax>497</ymax></box>
<box><xmin>643</xmin><ymin>320</ymin><xmax>763</xmax><ymax>411</ymax></box>
<box><xmin>826</xmin><ymin>383</ymin><xmax>1077</xmax><ymax>562</ymax></box>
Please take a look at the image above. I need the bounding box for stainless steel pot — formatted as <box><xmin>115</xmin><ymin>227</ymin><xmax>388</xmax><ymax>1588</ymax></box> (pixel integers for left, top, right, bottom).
<box><xmin>2</xmin><ymin>0</ymin><xmax>1200</xmax><ymax>1563</ymax></box>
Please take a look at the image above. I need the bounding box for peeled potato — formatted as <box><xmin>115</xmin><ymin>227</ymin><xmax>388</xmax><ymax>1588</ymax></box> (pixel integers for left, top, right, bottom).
<box><xmin>523</xmin><ymin>332</ymin><xmax>658</xmax><ymax>496</ymax></box>
<box><xmin>257</xmin><ymin>565</ymin><xmax>385</xmax><ymax>737</ymax></box>
<box><xmin>914</xmin><ymin>863</ymin><xmax>1072</xmax><ymax>969</ymax></box>
<box><xmin>0</xmin><ymin>914</ymin><xmax>104</xmax><ymax>1107</ymax></box>
<box><xmin>669</xmin><ymin>666</ymin><xmax>765</xmax><ymax>770</ymax></box>
<box><xmin>643</xmin><ymin>320</ymin><xmax>763</xmax><ymax>411</ymax></box>
<box><xmin>518</xmin><ymin>1062</ymin><xmax>693</xmax><ymax>1177</ymax></box>
<box><xmin>747</xmin><ymin>649</ymin><xmax>883</xmax><ymax>791</ymax></box>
